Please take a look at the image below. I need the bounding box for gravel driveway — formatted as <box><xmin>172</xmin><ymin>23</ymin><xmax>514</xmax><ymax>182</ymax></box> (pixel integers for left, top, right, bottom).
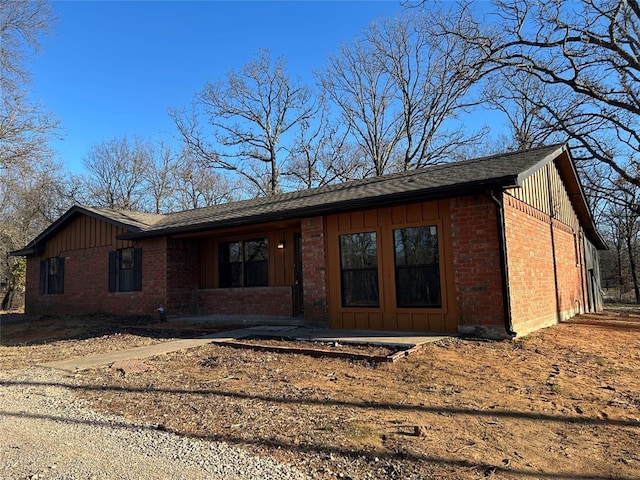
<box><xmin>0</xmin><ymin>367</ymin><xmax>310</xmax><ymax>480</ymax></box>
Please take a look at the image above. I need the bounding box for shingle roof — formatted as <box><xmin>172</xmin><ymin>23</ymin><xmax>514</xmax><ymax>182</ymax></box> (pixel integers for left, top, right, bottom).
<box><xmin>12</xmin><ymin>143</ymin><xmax>606</xmax><ymax>254</ymax></box>
<box><xmin>126</xmin><ymin>143</ymin><xmax>565</xmax><ymax>238</ymax></box>
<box><xmin>79</xmin><ymin>206</ymin><xmax>165</xmax><ymax>229</ymax></box>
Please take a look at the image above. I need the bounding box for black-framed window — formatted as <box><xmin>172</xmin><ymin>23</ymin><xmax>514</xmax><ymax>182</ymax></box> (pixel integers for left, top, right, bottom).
<box><xmin>219</xmin><ymin>238</ymin><xmax>268</xmax><ymax>287</ymax></box>
<box><xmin>39</xmin><ymin>257</ymin><xmax>64</xmax><ymax>295</ymax></box>
<box><xmin>394</xmin><ymin>226</ymin><xmax>441</xmax><ymax>308</ymax></box>
<box><xmin>109</xmin><ymin>247</ymin><xmax>142</xmax><ymax>292</ymax></box>
<box><xmin>339</xmin><ymin>232</ymin><xmax>379</xmax><ymax>307</ymax></box>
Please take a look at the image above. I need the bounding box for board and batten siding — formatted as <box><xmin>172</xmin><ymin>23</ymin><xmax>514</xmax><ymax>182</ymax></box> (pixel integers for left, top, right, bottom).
<box><xmin>325</xmin><ymin>200</ymin><xmax>457</xmax><ymax>333</ymax></box>
<box><xmin>508</xmin><ymin>162</ymin><xmax>580</xmax><ymax>230</ymax></box>
<box><xmin>42</xmin><ymin>215</ymin><xmax>134</xmax><ymax>257</ymax></box>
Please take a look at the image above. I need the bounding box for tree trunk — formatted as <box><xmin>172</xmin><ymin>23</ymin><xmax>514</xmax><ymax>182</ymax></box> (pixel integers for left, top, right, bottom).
<box><xmin>625</xmin><ymin>234</ymin><xmax>640</xmax><ymax>303</ymax></box>
<box><xmin>616</xmin><ymin>243</ymin><xmax>623</xmax><ymax>302</ymax></box>
<box><xmin>1</xmin><ymin>286</ymin><xmax>14</xmax><ymax>311</ymax></box>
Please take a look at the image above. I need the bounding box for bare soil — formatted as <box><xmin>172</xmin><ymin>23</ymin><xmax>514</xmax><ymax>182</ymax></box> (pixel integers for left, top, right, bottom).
<box><xmin>1</xmin><ymin>310</ymin><xmax>639</xmax><ymax>479</ymax></box>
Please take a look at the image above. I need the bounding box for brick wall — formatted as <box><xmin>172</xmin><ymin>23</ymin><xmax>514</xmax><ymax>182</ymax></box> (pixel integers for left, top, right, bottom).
<box><xmin>301</xmin><ymin>216</ymin><xmax>328</xmax><ymax>326</ymax></box>
<box><xmin>24</xmin><ymin>238</ymin><xmax>167</xmax><ymax>317</ymax></box>
<box><xmin>166</xmin><ymin>238</ymin><xmax>200</xmax><ymax>316</ymax></box>
<box><xmin>504</xmin><ymin>195</ymin><xmax>585</xmax><ymax>335</ymax></box>
<box><xmin>24</xmin><ymin>256</ymin><xmax>40</xmax><ymax>314</ymax></box>
<box><xmin>450</xmin><ymin>195</ymin><xmax>506</xmax><ymax>338</ymax></box>
<box><xmin>197</xmin><ymin>286</ymin><xmax>292</xmax><ymax>316</ymax></box>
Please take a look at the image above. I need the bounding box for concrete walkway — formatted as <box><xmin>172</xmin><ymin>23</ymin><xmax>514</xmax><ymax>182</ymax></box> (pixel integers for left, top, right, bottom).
<box><xmin>43</xmin><ymin>326</ymin><xmax>451</xmax><ymax>372</ymax></box>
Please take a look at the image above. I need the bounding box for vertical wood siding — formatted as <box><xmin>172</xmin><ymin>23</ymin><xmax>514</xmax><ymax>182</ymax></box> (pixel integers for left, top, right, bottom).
<box><xmin>325</xmin><ymin>200</ymin><xmax>457</xmax><ymax>333</ymax></box>
<box><xmin>43</xmin><ymin>215</ymin><xmax>133</xmax><ymax>257</ymax></box>
<box><xmin>509</xmin><ymin>162</ymin><xmax>579</xmax><ymax>229</ymax></box>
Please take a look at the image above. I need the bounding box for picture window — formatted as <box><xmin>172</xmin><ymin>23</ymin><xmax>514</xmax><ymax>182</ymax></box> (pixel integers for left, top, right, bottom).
<box><xmin>394</xmin><ymin>226</ymin><xmax>441</xmax><ymax>308</ymax></box>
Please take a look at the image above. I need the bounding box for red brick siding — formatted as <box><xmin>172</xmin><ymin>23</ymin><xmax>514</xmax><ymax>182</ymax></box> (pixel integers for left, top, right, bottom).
<box><xmin>504</xmin><ymin>194</ymin><xmax>584</xmax><ymax>334</ymax></box>
<box><xmin>301</xmin><ymin>216</ymin><xmax>328</xmax><ymax>325</ymax></box>
<box><xmin>450</xmin><ymin>195</ymin><xmax>505</xmax><ymax>331</ymax></box>
<box><xmin>197</xmin><ymin>286</ymin><xmax>292</xmax><ymax>316</ymax></box>
<box><xmin>166</xmin><ymin>238</ymin><xmax>200</xmax><ymax>315</ymax></box>
<box><xmin>24</xmin><ymin>237</ymin><xmax>167</xmax><ymax>316</ymax></box>
<box><xmin>24</xmin><ymin>256</ymin><xmax>39</xmax><ymax>314</ymax></box>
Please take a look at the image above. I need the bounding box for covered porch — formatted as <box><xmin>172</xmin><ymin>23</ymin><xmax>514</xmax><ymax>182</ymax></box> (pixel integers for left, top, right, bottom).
<box><xmin>164</xmin><ymin>218</ymin><xmax>306</xmax><ymax>320</ymax></box>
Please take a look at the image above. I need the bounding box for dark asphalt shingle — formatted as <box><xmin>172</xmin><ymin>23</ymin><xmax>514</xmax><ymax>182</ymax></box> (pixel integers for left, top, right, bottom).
<box><xmin>132</xmin><ymin>143</ymin><xmax>564</xmax><ymax>236</ymax></box>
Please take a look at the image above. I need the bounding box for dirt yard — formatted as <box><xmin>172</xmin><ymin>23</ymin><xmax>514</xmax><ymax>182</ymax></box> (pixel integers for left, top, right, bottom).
<box><xmin>1</xmin><ymin>310</ymin><xmax>639</xmax><ymax>479</ymax></box>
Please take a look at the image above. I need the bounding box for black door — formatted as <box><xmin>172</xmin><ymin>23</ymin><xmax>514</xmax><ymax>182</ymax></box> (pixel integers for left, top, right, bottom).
<box><xmin>293</xmin><ymin>233</ymin><xmax>304</xmax><ymax>315</ymax></box>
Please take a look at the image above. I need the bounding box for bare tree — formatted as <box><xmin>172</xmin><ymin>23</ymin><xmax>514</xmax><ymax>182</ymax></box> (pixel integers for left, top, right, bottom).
<box><xmin>171</xmin><ymin>49</ymin><xmax>317</xmax><ymax>196</ymax></box>
<box><xmin>321</xmin><ymin>35</ymin><xmax>401</xmax><ymax>176</ymax></box>
<box><xmin>370</xmin><ymin>12</ymin><xmax>488</xmax><ymax>170</ymax></box>
<box><xmin>0</xmin><ymin>157</ymin><xmax>70</xmax><ymax>308</ymax></box>
<box><xmin>441</xmin><ymin>0</ymin><xmax>640</xmax><ymax>195</ymax></box>
<box><xmin>0</xmin><ymin>0</ymin><xmax>57</xmax><ymax>168</ymax></box>
<box><xmin>599</xmin><ymin>176</ymin><xmax>640</xmax><ymax>302</ymax></box>
<box><xmin>483</xmin><ymin>68</ymin><xmax>568</xmax><ymax>151</ymax></box>
<box><xmin>321</xmin><ymin>11</ymin><xmax>488</xmax><ymax>176</ymax></box>
<box><xmin>283</xmin><ymin>102</ymin><xmax>366</xmax><ymax>189</ymax></box>
<box><xmin>172</xmin><ymin>150</ymin><xmax>235</xmax><ymax>210</ymax></box>
<box><xmin>144</xmin><ymin>141</ymin><xmax>178</xmax><ymax>214</ymax></box>
<box><xmin>0</xmin><ymin>0</ymin><xmax>61</xmax><ymax>308</ymax></box>
<box><xmin>80</xmin><ymin>136</ymin><xmax>152</xmax><ymax>211</ymax></box>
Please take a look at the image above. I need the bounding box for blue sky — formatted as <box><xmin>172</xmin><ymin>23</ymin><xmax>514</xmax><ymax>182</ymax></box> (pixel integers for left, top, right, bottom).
<box><xmin>32</xmin><ymin>1</ymin><xmax>405</xmax><ymax>173</ymax></box>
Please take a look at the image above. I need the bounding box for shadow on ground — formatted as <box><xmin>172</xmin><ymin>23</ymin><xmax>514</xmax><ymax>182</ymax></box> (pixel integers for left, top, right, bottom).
<box><xmin>0</xmin><ymin>313</ymin><xmax>245</xmax><ymax>346</ymax></box>
<box><xmin>1</xmin><ymin>376</ymin><xmax>637</xmax><ymax>480</ymax></box>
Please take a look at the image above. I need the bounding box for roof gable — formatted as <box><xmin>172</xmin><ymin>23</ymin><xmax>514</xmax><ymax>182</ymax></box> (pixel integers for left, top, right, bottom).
<box><xmin>10</xmin><ymin>205</ymin><xmax>164</xmax><ymax>256</ymax></box>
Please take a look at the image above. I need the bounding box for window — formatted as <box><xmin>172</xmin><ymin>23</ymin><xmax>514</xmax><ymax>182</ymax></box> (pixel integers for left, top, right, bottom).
<box><xmin>39</xmin><ymin>257</ymin><xmax>64</xmax><ymax>295</ymax></box>
<box><xmin>339</xmin><ymin>232</ymin><xmax>379</xmax><ymax>307</ymax></box>
<box><xmin>219</xmin><ymin>241</ymin><xmax>242</xmax><ymax>287</ymax></box>
<box><xmin>394</xmin><ymin>226</ymin><xmax>441</xmax><ymax>307</ymax></box>
<box><xmin>109</xmin><ymin>248</ymin><xmax>142</xmax><ymax>292</ymax></box>
<box><xmin>219</xmin><ymin>238</ymin><xmax>268</xmax><ymax>287</ymax></box>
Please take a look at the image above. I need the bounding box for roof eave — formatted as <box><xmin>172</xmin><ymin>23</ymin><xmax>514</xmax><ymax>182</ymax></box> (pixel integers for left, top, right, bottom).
<box><xmin>120</xmin><ymin>176</ymin><xmax>520</xmax><ymax>240</ymax></box>
<box><xmin>10</xmin><ymin>246</ymin><xmax>37</xmax><ymax>257</ymax></box>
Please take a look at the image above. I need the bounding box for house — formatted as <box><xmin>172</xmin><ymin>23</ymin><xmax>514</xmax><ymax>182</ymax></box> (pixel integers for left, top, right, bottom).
<box><xmin>12</xmin><ymin>144</ymin><xmax>606</xmax><ymax>338</ymax></box>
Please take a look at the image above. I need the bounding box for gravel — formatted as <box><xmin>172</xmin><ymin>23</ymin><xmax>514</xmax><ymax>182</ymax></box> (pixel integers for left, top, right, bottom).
<box><xmin>0</xmin><ymin>367</ymin><xmax>311</xmax><ymax>480</ymax></box>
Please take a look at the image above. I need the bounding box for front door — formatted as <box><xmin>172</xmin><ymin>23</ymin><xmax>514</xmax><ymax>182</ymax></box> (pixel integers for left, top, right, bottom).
<box><xmin>293</xmin><ymin>233</ymin><xmax>304</xmax><ymax>315</ymax></box>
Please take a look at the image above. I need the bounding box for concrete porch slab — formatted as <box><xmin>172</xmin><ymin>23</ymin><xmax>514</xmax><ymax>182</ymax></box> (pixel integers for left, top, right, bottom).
<box><xmin>42</xmin><ymin>325</ymin><xmax>453</xmax><ymax>372</ymax></box>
